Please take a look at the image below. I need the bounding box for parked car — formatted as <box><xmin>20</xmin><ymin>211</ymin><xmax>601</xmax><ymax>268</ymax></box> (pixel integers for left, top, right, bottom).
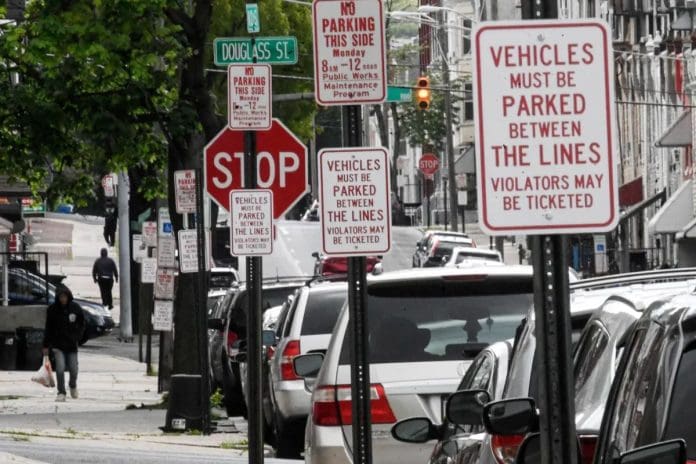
<box><xmin>591</xmin><ymin>292</ymin><xmax>696</xmax><ymax>464</ymax></box>
<box><xmin>312</xmin><ymin>252</ymin><xmax>382</xmax><ymax>278</ymax></box>
<box><xmin>459</xmin><ymin>271</ymin><xmax>696</xmax><ymax>464</ymax></box>
<box><xmin>209</xmin><ymin>266</ymin><xmax>240</xmax><ymax>289</ymax></box>
<box><xmin>268</xmin><ymin>281</ymin><xmax>347</xmax><ymax>458</ymax></box>
<box><xmin>412</xmin><ymin>231</ymin><xmax>473</xmax><ymax>268</ymax></box>
<box><xmin>443</xmin><ymin>247</ymin><xmax>503</xmax><ymax>267</ymax></box>
<box><xmin>4</xmin><ymin>267</ymin><xmax>114</xmax><ymax>344</ymax></box>
<box><xmin>207</xmin><ymin>288</ymin><xmax>237</xmax><ymax>392</ymax></box>
<box><xmin>219</xmin><ymin>279</ymin><xmax>306</xmax><ymax>417</ymax></box>
<box><xmin>301</xmin><ymin>265</ymin><xmax>536</xmax><ymax>464</ymax></box>
<box><xmin>391</xmin><ymin>340</ymin><xmax>514</xmax><ymax>463</ymax></box>
<box><xmin>420</xmin><ymin>237</ymin><xmax>476</xmax><ymax>268</ymax></box>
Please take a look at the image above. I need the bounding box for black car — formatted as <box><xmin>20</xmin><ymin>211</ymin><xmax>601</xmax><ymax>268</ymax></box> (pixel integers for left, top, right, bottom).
<box><xmin>592</xmin><ymin>292</ymin><xmax>696</xmax><ymax>464</ymax></box>
<box><xmin>213</xmin><ymin>279</ymin><xmax>305</xmax><ymax>417</ymax></box>
<box><xmin>6</xmin><ymin>267</ymin><xmax>114</xmax><ymax>344</ymax></box>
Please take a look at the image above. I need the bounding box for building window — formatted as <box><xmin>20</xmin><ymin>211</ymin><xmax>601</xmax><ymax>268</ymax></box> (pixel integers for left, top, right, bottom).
<box><xmin>464</xmin><ymin>83</ymin><xmax>473</xmax><ymax>121</ymax></box>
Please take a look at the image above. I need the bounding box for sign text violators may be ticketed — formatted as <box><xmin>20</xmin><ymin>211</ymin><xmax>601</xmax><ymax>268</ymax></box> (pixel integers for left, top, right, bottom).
<box><xmin>319</xmin><ymin>147</ymin><xmax>391</xmax><ymax>255</ymax></box>
<box><xmin>473</xmin><ymin>20</ymin><xmax>617</xmax><ymax>235</ymax></box>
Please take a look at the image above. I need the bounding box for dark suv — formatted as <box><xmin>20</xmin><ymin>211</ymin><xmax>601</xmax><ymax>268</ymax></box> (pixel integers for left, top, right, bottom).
<box><xmin>593</xmin><ymin>292</ymin><xmax>696</xmax><ymax>464</ymax></box>
<box><xmin>218</xmin><ymin>279</ymin><xmax>305</xmax><ymax>417</ymax></box>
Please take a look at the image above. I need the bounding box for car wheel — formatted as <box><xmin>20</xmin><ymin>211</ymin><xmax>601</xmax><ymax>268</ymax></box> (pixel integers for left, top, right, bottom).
<box><xmin>273</xmin><ymin>413</ymin><xmax>304</xmax><ymax>459</ymax></box>
<box><xmin>221</xmin><ymin>355</ymin><xmax>246</xmax><ymax>417</ymax></box>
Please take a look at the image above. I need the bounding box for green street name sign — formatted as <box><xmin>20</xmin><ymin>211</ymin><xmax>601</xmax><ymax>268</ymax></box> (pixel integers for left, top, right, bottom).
<box><xmin>387</xmin><ymin>86</ymin><xmax>412</xmax><ymax>103</ymax></box>
<box><xmin>214</xmin><ymin>36</ymin><xmax>297</xmax><ymax>66</ymax></box>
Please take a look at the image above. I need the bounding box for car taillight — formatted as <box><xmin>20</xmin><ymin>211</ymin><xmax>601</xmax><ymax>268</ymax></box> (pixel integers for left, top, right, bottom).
<box><xmin>280</xmin><ymin>340</ymin><xmax>301</xmax><ymax>381</ymax></box>
<box><xmin>687</xmin><ymin>460</ymin><xmax>696</xmax><ymax>464</ymax></box>
<box><xmin>312</xmin><ymin>384</ymin><xmax>396</xmax><ymax>427</ymax></box>
<box><xmin>491</xmin><ymin>434</ymin><xmax>525</xmax><ymax>464</ymax></box>
<box><xmin>578</xmin><ymin>435</ymin><xmax>598</xmax><ymax>464</ymax></box>
<box><xmin>266</xmin><ymin>346</ymin><xmax>276</xmax><ymax>360</ymax></box>
<box><xmin>226</xmin><ymin>331</ymin><xmax>238</xmax><ymax>351</ymax></box>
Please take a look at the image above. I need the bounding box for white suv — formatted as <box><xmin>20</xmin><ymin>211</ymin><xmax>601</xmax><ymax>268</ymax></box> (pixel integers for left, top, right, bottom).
<box><xmin>302</xmin><ymin>266</ymin><xmax>537</xmax><ymax>464</ymax></box>
<box><xmin>269</xmin><ymin>281</ymin><xmax>347</xmax><ymax>458</ymax></box>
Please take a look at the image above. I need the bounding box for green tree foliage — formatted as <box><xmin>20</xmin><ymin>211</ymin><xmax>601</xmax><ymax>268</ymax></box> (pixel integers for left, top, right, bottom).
<box><xmin>0</xmin><ymin>0</ymin><xmax>314</xmax><ymax>379</ymax></box>
<box><xmin>0</xmin><ymin>0</ymin><xmax>314</xmax><ymax>205</ymax></box>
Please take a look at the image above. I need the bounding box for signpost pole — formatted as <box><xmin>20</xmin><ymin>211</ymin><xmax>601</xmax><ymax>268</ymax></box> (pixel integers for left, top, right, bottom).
<box><xmin>244</xmin><ymin>123</ymin><xmax>264</xmax><ymax>463</ymax></box>
<box><xmin>525</xmin><ymin>2</ymin><xmax>576</xmax><ymax>463</ymax></box>
<box><xmin>343</xmin><ymin>104</ymin><xmax>372</xmax><ymax>464</ymax></box>
<box><xmin>195</xmin><ymin>167</ymin><xmax>210</xmax><ymax>433</ymax></box>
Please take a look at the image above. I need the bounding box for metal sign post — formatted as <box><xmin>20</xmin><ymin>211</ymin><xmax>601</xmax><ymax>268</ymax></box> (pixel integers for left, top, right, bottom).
<box><xmin>343</xmin><ymin>104</ymin><xmax>372</xmax><ymax>464</ymax></box>
<box><xmin>244</xmin><ymin>126</ymin><xmax>264</xmax><ymax>464</ymax></box>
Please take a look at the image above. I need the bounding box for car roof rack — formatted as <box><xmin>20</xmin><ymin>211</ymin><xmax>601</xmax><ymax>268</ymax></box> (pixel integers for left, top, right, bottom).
<box><xmin>570</xmin><ymin>267</ymin><xmax>696</xmax><ymax>292</ymax></box>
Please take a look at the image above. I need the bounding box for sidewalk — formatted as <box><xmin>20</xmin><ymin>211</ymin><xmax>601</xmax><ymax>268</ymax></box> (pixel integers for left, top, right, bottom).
<box><xmin>0</xmin><ymin>350</ymin><xmax>252</xmax><ymax>461</ymax></box>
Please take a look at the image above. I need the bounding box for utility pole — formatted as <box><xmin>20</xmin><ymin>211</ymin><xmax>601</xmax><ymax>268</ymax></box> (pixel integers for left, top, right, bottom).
<box><xmin>438</xmin><ymin>10</ymin><xmax>459</xmax><ymax>232</ymax></box>
<box><xmin>117</xmin><ymin>171</ymin><xmax>133</xmax><ymax>340</ymax></box>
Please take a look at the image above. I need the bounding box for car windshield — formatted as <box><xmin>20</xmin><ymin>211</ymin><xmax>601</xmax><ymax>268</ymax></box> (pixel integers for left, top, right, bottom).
<box><xmin>339</xmin><ymin>277</ymin><xmax>532</xmax><ymax>364</ymax></box>
<box><xmin>433</xmin><ymin>241</ymin><xmax>470</xmax><ymax>258</ymax></box>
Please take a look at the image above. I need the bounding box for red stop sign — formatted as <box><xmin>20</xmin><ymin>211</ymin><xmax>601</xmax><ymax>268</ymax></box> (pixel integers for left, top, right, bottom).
<box><xmin>204</xmin><ymin>119</ymin><xmax>309</xmax><ymax>218</ymax></box>
<box><xmin>419</xmin><ymin>153</ymin><xmax>440</xmax><ymax>176</ymax></box>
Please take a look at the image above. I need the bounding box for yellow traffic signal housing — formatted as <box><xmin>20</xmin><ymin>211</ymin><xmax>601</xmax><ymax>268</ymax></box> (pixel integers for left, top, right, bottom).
<box><xmin>416</xmin><ymin>76</ymin><xmax>431</xmax><ymax>110</ymax></box>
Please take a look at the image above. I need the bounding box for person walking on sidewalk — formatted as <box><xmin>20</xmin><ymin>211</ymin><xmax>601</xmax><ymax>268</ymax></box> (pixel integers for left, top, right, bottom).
<box><xmin>92</xmin><ymin>248</ymin><xmax>118</xmax><ymax>310</ymax></box>
<box><xmin>42</xmin><ymin>287</ymin><xmax>85</xmax><ymax>402</ymax></box>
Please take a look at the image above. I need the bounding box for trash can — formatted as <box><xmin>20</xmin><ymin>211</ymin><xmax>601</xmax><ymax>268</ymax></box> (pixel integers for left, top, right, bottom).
<box><xmin>16</xmin><ymin>327</ymin><xmax>44</xmax><ymax>371</ymax></box>
<box><xmin>0</xmin><ymin>332</ymin><xmax>17</xmax><ymax>370</ymax></box>
<box><xmin>165</xmin><ymin>374</ymin><xmax>204</xmax><ymax>431</ymax></box>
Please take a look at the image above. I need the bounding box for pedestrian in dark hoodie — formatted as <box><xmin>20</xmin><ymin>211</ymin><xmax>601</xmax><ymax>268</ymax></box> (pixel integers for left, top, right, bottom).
<box><xmin>42</xmin><ymin>287</ymin><xmax>85</xmax><ymax>402</ymax></box>
<box><xmin>92</xmin><ymin>248</ymin><xmax>118</xmax><ymax>309</ymax></box>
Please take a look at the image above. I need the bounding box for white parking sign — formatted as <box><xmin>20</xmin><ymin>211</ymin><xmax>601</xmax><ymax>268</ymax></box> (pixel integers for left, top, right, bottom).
<box><xmin>473</xmin><ymin>20</ymin><xmax>617</xmax><ymax>235</ymax></box>
<box><xmin>312</xmin><ymin>0</ymin><xmax>387</xmax><ymax>105</ymax></box>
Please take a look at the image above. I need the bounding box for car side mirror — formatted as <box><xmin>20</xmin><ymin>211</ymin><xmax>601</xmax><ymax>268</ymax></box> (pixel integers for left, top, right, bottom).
<box><xmin>371</xmin><ymin>263</ymin><xmax>384</xmax><ymax>276</ymax></box>
<box><xmin>207</xmin><ymin>318</ymin><xmax>224</xmax><ymax>331</ymax></box>
<box><xmin>391</xmin><ymin>417</ymin><xmax>439</xmax><ymax>443</ymax></box>
<box><xmin>262</xmin><ymin>330</ymin><xmax>276</xmax><ymax>346</ymax></box>
<box><xmin>442</xmin><ymin>255</ymin><xmax>450</xmax><ymax>263</ymax></box>
<box><xmin>312</xmin><ymin>252</ymin><xmax>320</xmax><ymax>259</ymax></box>
<box><xmin>446</xmin><ymin>389</ymin><xmax>490</xmax><ymax>426</ymax></box>
<box><xmin>618</xmin><ymin>440</ymin><xmax>686</xmax><ymax>464</ymax></box>
<box><xmin>483</xmin><ymin>398</ymin><xmax>537</xmax><ymax>435</ymax></box>
<box><xmin>293</xmin><ymin>353</ymin><xmax>324</xmax><ymax>378</ymax></box>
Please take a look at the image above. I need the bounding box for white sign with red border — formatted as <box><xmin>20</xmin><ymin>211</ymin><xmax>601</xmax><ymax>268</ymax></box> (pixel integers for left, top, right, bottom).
<box><xmin>473</xmin><ymin>20</ymin><xmax>617</xmax><ymax>235</ymax></box>
<box><xmin>312</xmin><ymin>0</ymin><xmax>387</xmax><ymax>105</ymax></box>
<box><xmin>177</xmin><ymin>229</ymin><xmax>199</xmax><ymax>273</ymax></box>
<box><xmin>153</xmin><ymin>300</ymin><xmax>173</xmax><ymax>331</ymax></box>
<box><xmin>319</xmin><ymin>147</ymin><xmax>391</xmax><ymax>255</ymax></box>
<box><xmin>102</xmin><ymin>174</ymin><xmax>116</xmax><ymax>197</ymax></box>
<box><xmin>157</xmin><ymin>236</ymin><xmax>177</xmax><ymax>269</ymax></box>
<box><xmin>174</xmin><ymin>170</ymin><xmax>197</xmax><ymax>214</ymax></box>
<box><xmin>142</xmin><ymin>221</ymin><xmax>158</xmax><ymax>247</ymax></box>
<box><xmin>154</xmin><ymin>268</ymin><xmax>176</xmax><ymax>300</ymax></box>
<box><xmin>141</xmin><ymin>257</ymin><xmax>157</xmax><ymax>284</ymax></box>
<box><xmin>228</xmin><ymin>64</ymin><xmax>272</xmax><ymax>130</ymax></box>
<box><xmin>230</xmin><ymin>190</ymin><xmax>273</xmax><ymax>256</ymax></box>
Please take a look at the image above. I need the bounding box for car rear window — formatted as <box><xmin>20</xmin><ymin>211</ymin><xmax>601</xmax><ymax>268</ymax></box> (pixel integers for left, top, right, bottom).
<box><xmin>301</xmin><ymin>289</ymin><xmax>346</xmax><ymax>336</ymax></box>
<box><xmin>339</xmin><ymin>276</ymin><xmax>532</xmax><ymax>364</ymax></box>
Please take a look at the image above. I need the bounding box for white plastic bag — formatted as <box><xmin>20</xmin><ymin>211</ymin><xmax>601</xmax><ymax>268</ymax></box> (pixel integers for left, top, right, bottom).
<box><xmin>31</xmin><ymin>355</ymin><xmax>55</xmax><ymax>388</ymax></box>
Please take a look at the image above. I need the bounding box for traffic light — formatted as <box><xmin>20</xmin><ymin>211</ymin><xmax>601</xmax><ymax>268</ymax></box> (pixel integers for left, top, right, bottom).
<box><xmin>415</xmin><ymin>76</ymin><xmax>431</xmax><ymax>110</ymax></box>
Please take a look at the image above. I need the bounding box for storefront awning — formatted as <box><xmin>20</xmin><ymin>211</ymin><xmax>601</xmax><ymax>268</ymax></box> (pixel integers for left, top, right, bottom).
<box><xmin>648</xmin><ymin>180</ymin><xmax>693</xmax><ymax>234</ymax></box>
<box><xmin>655</xmin><ymin>110</ymin><xmax>691</xmax><ymax>147</ymax></box>
<box><xmin>678</xmin><ymin>217</ymin><xmax>696</xmax><ymax>240</ymax></box>
<box><xmin>619</xmin><ymin>189</ymin><xmax>667</xmax><ymax>225</ymax></box>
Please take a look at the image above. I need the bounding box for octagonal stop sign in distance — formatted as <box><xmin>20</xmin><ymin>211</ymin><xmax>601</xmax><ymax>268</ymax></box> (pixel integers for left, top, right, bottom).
<box><xmin>204</xmin><ymin>119</ymin><xmax>309</xmax><ymax>218</ymax></box>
